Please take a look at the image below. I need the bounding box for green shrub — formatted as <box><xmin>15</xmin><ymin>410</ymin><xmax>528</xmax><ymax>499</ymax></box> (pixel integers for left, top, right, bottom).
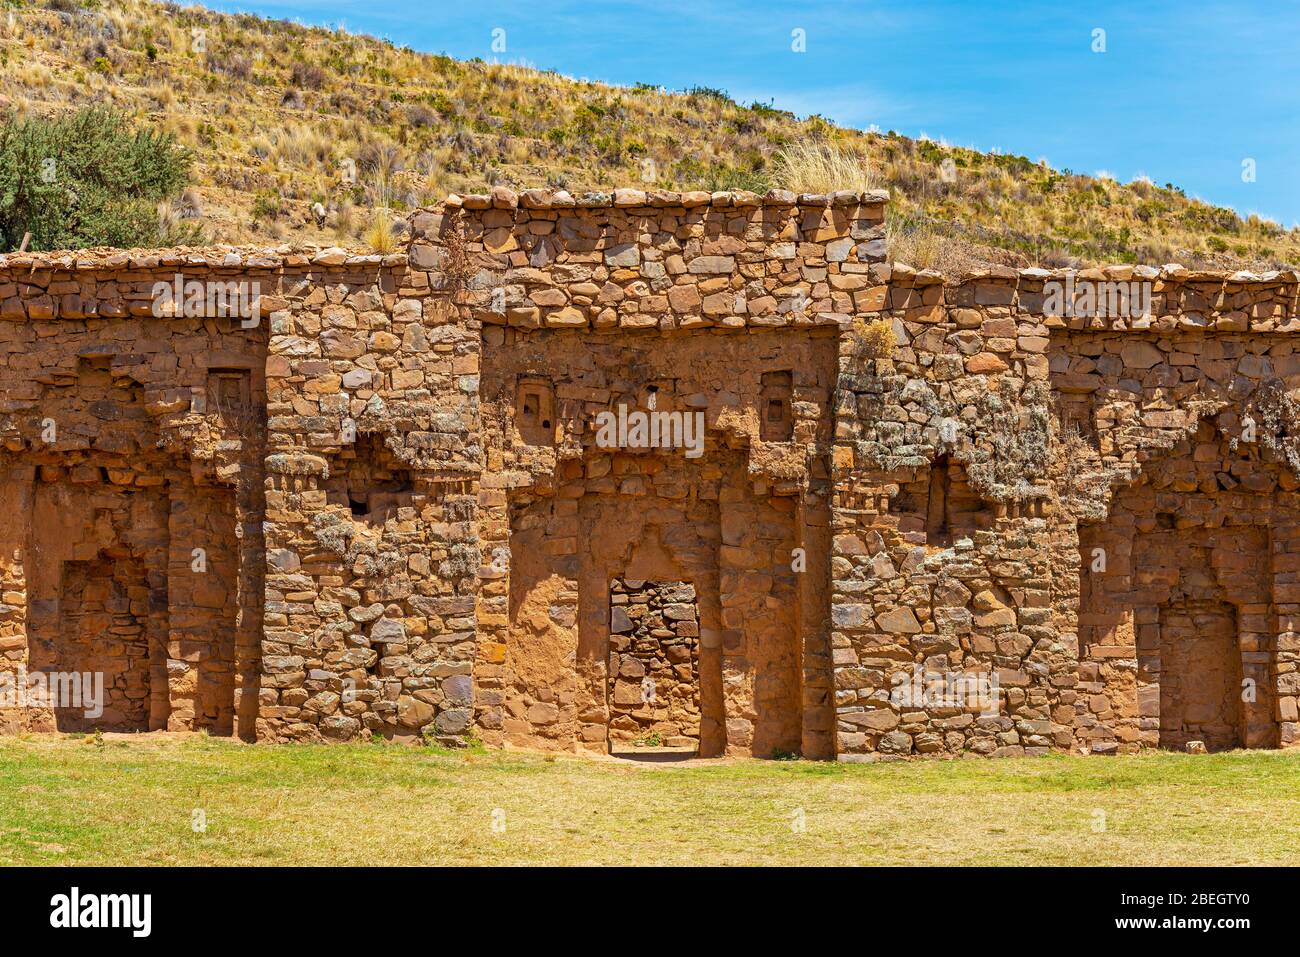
<box><xmin>686</xmin><ymin>85</ymin><xmax>732</xmax><ymax>104</ymax></box>
<box><xmin>0</xmin><ymin>107</ymin><xmax>199</xmax><ymax>251</ymax></box>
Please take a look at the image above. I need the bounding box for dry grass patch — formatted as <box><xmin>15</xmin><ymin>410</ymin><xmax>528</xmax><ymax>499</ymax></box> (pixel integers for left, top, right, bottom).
<box><xmin>770</xmin><ymin>140</ymin><xmax>875</xmax><ymax>194</ymax></box>
<box><xmin>0</xmin><ymin>736</ymin><xmax>1296</xmax><ymax>866</ymax></box>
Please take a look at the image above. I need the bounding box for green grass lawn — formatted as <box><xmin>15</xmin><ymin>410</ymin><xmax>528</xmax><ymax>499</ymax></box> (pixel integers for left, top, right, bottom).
<box><xmin>0</xmin><ymin>735</ymin><xmax>1296</xmax><ymax>866</ymax></box>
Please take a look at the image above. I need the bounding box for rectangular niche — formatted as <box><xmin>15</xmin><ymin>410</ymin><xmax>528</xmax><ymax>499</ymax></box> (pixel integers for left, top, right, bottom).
<box><xmin>1057</xmin><ymin>394</ymin><xmax>1099</xmax><ymax>450</ymax></box>
<box><xmin>207</xmin><ymin>368</ymin><xmax>251</xmax><ymax>417</ymax></box>
<box><xmin>516</xmin><ymin>375</ymin><xmax>556</xmax><ymax>447</ymax></box>
<box><xmin>607</xmin><ymin>578</ymin><xmax>700</xmax><ymax>751</ymax></box>
<box><xmin>889</xmin><ymin>456</ymin><xmax>994</xmax><ymax>548</ymax></box>
<box><xmin>332</xmin><ymin>432</ymin><xmax>414</xmax><ymax>523</ymax></box>
<box><xmin>760</xmin><ymin>370</ymin><xmax>794</xmax><ymax>442</ymax></box>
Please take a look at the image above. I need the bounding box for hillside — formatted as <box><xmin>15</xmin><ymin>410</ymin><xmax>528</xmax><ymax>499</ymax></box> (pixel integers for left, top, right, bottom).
<box><xmin>4</xmin><ymin>0</ymin><xmax>1299</xmax><ymax>270</ymax></box>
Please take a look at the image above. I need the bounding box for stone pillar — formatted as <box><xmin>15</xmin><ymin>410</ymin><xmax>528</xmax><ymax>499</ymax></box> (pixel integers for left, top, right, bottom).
<box><xmin>472</xmin><ymin>484</ymin><xmax>509</xmax><ymax>747</ymax></box>
<box><xmin>1273</xmin><ymin>520</ymin><xmax>1300</xmax><ymax>747</ymax></box>
<box><xmin>0</xmin><ymin>469</ymin><xmax>33</xmax><ymax>732</ymax></box>
<box><xmin>797</xmin><ymin>491</ymin><xmax>834</xmax><ymax>760</ymax></box>
<box><xmin>1239</xmin><ymin>602</ymin><xmax>1276</xmax><ymax>748</ymax></box>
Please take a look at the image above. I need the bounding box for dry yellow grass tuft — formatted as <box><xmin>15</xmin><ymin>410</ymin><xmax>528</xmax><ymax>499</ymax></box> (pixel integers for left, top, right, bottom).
<box><xmin>770</xmin><ymin>140</ymin><xmax>875</xmax><ymax>194</ymax></box>
<box><xmin>853</xmin><ymin>318</ymin><xmax>897</xmax><ymax>361</ymax></box>
<box><xmin>886</xmin><ymin>216</ymin><xmax>942</xmax><ymax>269</ymax></box>
<box><xmin>364</xmin><ymin>212</ymin><xmax>399</xmax><ymax>254</ymax></box>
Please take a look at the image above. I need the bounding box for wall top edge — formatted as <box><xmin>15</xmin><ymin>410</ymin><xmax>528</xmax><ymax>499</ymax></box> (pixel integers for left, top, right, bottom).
<box><xmin>881</xmin><ymin>262</ymin><xmax>1300</xmax><ymax>287</ymax></box>
<box><xmin>437</xmin><ymin>186</ymin><xmax>891</xmax><ymax>212</ymax></box>
<box><xmin>0</xmin><ymin>246</ymin><xmax>409</xmax><ymax>277</ymax></box>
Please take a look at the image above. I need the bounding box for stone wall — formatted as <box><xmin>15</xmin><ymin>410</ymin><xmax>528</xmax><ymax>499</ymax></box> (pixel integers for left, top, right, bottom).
<box><xmin>0</xmin><ymin>252</ymin><xmax>269</xmax><ymax>735</ymax></box>
<box><xmin>0</xmin><ymin>187</ymin><xmax>1296</xmax><ymax>759</ymax></box>
<box><xmin>427</xmin><ymin>188</ymin><xmax>860</xmax><ymax>757</ymax></box>
<box><xmin>831</xmin><ymin>262</ymin><xmax>1300</xmax><ymax>759</ymax></box>
<box><xmin>259</xmin><ymin>253</ymin><xmax>479</xmax><ymax>744</ymax></box>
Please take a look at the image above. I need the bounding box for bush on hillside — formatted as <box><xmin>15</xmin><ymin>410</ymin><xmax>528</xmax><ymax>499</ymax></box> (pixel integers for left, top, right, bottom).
<box><xmin>0</xmin><ymin>107</ymin><xmax>200</xmax><ymax>252</ymax></box>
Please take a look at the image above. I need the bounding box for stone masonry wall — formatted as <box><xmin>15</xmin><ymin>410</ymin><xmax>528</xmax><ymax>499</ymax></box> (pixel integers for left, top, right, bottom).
<box><xmin>0</xmin><ymin>187</ymin><xmax>1297</xmax><ymax>759</ymax></box>
<box><xmin>259</xmin><ymin>253</ymin><xmax>479</xmax><ymax>744</ymax></box>
<box><xmin>415</xmin><ymin>187</ymin><xmax>863</xmax><ymax>757</ymax></box>
<box><xmin>831</xmin><ymin>261</ymin><xmax>1300</xmax><ymax>759</ymax></box>
<box><xmin>0</xmin><ymin>252</ymin><xmax>269</xmax><ymax>736</ymax></box>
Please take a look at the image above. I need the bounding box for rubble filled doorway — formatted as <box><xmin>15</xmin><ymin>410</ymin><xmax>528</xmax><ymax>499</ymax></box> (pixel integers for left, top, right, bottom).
<box><xmin>606</xmin><ymin>578</ymin><xmax>701</xmax><ymax>754</ymax></box>
<box><xmin>56</xmin><ymin>551</ymin><xmax>156</xmax><ymax>732</ymax></box>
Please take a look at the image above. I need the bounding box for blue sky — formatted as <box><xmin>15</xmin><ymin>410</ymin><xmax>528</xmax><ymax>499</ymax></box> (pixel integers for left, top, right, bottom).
<box><xmin>202</xmin><ymin>0</ymin><xmax>1300</xmax><ymax>225</ymax></box>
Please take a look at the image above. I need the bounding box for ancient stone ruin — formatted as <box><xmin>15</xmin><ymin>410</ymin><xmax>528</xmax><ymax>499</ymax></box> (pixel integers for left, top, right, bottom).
<box><xmin>1</xmin><ymin>186</ymin><xmax>1297</xmax><ymax>760</ymax></box>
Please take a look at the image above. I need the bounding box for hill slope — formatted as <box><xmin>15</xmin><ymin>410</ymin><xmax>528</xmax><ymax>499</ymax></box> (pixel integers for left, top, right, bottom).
<box><xmin>5</xmin><ymin>0</ymin><xmax>1299</xmax><ymax>269</ymax></box>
